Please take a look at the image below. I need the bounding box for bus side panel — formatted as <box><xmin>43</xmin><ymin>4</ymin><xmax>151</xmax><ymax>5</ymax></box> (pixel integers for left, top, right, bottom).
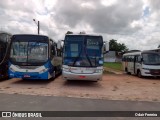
<box><xmin>47</xmin><ymin>59</ymin><xmax>54</xmax><ymax>79</ymax></box>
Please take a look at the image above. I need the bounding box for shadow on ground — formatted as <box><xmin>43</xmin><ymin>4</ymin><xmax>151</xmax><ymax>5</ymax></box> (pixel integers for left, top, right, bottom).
<box><xmin>11</xmin><ymin>75</ymin><xmax>61</xmax><ymax>85</ymax></box>
<box><xmin>63</xmin><ymin>80</ymin><xmax>102</xmax><ymax>88</ymax></box>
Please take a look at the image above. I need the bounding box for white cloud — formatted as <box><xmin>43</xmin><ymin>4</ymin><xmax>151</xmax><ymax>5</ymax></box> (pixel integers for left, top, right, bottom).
<box><xmin>0</xmin><ymin>0</ymin><xmax>159</xmax><ymax>50</ymax></box>
<box><xmin>100</xmin><ymin>0</ymin><xmax>117</xmax><ymax>7</ymax></box>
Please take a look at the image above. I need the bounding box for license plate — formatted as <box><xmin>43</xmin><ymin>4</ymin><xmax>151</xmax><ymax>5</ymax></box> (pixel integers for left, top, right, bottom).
<box><xmin>24</xmin><ymin>75</ymin><xmax>30</xmax><ymax>78</ymax></box>
<box><xmin>79</xmin><ymin>76</ymin><xmax>86</xmax><ymax>78</ymax></box>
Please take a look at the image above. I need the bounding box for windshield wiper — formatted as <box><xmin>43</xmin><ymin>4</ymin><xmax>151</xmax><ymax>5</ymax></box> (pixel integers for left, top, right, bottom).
<box><xmin>84</xmin><ymin>44</ymin><xmax>93</xmax><ymax>67</ymax></box>
<box><xmin>72</xmin><ymin>47</ymin><xmax>83</xmax><ymax>66</ymax></box>
<box><xmin>94</xmin><ymin>54</ymin><xmax>97</xmax><ymax>67</ymax></box>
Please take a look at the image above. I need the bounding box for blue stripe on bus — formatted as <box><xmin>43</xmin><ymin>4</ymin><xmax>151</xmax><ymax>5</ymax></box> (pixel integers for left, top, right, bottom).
<box><xmin>8</xmin><ymin>60</ymin><xmax>57</xmax><ymax>80</ymax></box>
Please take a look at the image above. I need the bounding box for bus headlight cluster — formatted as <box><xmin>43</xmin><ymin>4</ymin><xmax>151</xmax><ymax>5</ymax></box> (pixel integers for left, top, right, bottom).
<box><xmin>142</xmin><ymin>68</ymin><xmax>150</xmax><ymax>70</ymax></box>
<box><xmin>63</xmin><ymin>67</ymin><xmax>69</xmax><ymax>72</ymax></box>
<box><xmin>95</xmin><ymin>69</ymin><xmax>102</xmax><ymax>73</ymax></box>
<box><xmin>9</xmin><ymin>67</ymin><xmax>15</xmax><ymax>72</ymax></box>
<box><xmin>39</xmin><ymin>68</ymin><xmax>48</xmax><ymax>74</ymax></box>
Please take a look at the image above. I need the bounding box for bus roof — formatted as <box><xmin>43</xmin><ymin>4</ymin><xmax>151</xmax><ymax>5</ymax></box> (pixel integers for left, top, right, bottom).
<box><xmin>123</xmin><ymin>51</ymin><xmax>159</xmax><ymax>56</ymax></box>
<box><xmin>12</xmin><ymin>34</ymin><xmax>48</xmax><ymax>38</ymax></box>
<box><xmin>65</xmin><ymin>34</ymin><xmax>102</xmax><ymax>37</ymax></box>
<box><xmin>123</xmin><ymin>52</ymin><xmax>141</xmax><ymax>56</ymax></box>
<box><xmin>11</xmin><ymin>34</ymin><xmax>49</xmax><ymax>42</ymax></box>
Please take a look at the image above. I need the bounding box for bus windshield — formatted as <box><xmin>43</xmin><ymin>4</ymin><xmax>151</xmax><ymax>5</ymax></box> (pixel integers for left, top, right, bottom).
<box><xmin>10</xmin><ymin>41</ymin><xmax>48</xmax><ymax>65</ymax></box>
<box><xmin>63</xmin><ymin>35</ymin><xmax>103</xmax><ymax>67</ymax></box>
<box><xmin>142</xmin><ymin>53</ymin><xmax>160</xmax><ymax>65</ymax></box>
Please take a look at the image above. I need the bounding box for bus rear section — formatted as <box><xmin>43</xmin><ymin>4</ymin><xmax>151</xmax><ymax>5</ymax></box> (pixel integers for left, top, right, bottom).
<box><xmin>0</xmin><ymin>49</ymin><xmax>8</xmax><ymax>79</ymax></box>
<box><xmin>0</xmin><ymin>32</ymin><xmax>11</xmax><ymax>79</ymax></box>
<box><xmin>62</xmin><ymin>34</ymin><xmax>108</xmax><ymax>81</ymax></box>
<box><xmin>122</xmin><ymin>51</ymin><xmax>160</xmax><ymax>77</ymax></box>
<box><xmin>8</xmin><ymin>34</ymin><xmax>61</xmax><ymax>80</ymax></box>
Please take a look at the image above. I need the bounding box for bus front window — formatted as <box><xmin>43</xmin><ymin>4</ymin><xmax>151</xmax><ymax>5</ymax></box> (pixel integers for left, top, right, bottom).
<box><xmin>28</xmin><ymin>42</ymin><xmax>48</xmax><ymax>63</ymax></box>
<box><xmin>142</xmin><ymin>53</ymin><xmax>160</xmax><ymax>65</ymax></box>
<box><xmin>63</xmin><ymin>35</ymin><xmax>103</xmax><ymax>67</ymax></box>
<box><xmin>85</xmin><ymin>37</ymin><xmax>103</xmax><ymax>66</ymax></box>
<box><xmin>10</xmin><ymin>42</ymin><xmax>48</xmax><ymax>65</ymax></box>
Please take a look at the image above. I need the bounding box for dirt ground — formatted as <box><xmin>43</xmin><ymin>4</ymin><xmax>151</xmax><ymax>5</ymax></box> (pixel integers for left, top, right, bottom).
<box><xmin>0</xmin><ymin>73</ymin><xmax>160</xmax><ymax>102</ymax></box>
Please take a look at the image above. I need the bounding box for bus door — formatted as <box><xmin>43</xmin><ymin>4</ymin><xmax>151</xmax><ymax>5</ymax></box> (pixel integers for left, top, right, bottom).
<box><xmin>135</xmin><ymin>55</ymin><xmax>141</xmax><ymax>74</ymax></box>
<box><xmin>127</xmin><ymin>56</ymin><xmax>133</xmax><ymax>74</ymax></box>
<box><xmin>133</xmin><ymin>56</ymin><xmax>137</xmax><ymax>74</ymax></box>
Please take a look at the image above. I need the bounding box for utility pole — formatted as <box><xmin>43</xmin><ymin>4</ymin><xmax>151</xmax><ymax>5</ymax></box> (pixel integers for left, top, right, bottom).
<box><xmin>38</xmin><ymin>21</ymin><xmax>40</xmax><ymax>35</ymax></box>
<box><xmin>33</xmin><ymin>19</ymin><xmax>40</xmax><ymax>35</ymax></box>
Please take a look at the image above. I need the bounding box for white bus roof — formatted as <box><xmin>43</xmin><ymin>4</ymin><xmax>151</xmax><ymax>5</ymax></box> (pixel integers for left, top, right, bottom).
<box><xmin>123</xmin><ymin>50</ymin><xmax>159</xmax><ymax>56</ymax></box>
<box><xmin>123</xmin><ymin>52</ymin><xmax>141</xmax><ymax>56</ymax></box>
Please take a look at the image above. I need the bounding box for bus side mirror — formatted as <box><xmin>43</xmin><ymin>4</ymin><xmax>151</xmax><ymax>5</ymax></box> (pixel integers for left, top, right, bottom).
<box><xmin>51</xmin><ymin>46</ymin><xmax>56</xmax><ymax>56</ymax></box>
<box><xmin>103</xmin><ymin>41</ymin><xmax>109</xmax><ymax>54</ymax></box>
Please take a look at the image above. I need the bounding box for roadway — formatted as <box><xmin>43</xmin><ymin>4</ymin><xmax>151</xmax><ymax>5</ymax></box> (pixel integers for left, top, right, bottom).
<box><xmin>0</xmin><ymin>93</ymin><xmax>160</xmax><ymax>120</ymax></box>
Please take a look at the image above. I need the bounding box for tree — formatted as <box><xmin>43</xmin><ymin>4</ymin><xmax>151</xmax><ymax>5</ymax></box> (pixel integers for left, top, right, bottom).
<box><xmin>158</xmin><ymin>45</ymin><xmax>160</xmax><ymax>48</ymax></box>
<box><xmin>109</xmin><ymin>39</ymin><xmax>128</xmax><ymax>52</ymax></box>
<box><xmin>66</xmin><ymin>31</ymin><xmax>73</xmax><ymax>34</ymax></box>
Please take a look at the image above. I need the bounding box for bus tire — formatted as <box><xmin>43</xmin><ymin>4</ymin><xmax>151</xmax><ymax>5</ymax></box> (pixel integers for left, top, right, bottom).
<box><xmin>137</xmin><ymin>70</ymin><xmax>142</xmax><ymax>78</ymax></box>
<box><xmin>53</xmin><ymin>71</ymin><xmax>56</xmax><ymax>79</ymax></box>
<box><xmin>125</xmin><ymin>68</ymin><xmax>130</xmax><ymax>74</ymax></box>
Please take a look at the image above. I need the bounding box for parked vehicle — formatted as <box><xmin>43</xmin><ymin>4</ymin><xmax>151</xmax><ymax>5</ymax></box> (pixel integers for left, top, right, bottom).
<box><xmin>8</xmin><ymin>34</ymin><xmax>62</xmax><ymax>80</ymax></box>
<box><xmin>62</xmin><ymin>33</ymin><xmax>109</xmax><ymax>81</ymax></box>
<box><xmin>0</xmin><ymin>32</ymin><xmax>12</xmax><ymax>79</ymax></box>
<box><xmin>122</xmin><ymin>51</ymin><xmax>160</xmax><ymax>77</ymax></box>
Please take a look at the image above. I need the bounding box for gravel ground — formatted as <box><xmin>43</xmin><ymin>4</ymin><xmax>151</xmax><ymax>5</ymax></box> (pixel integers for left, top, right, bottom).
<box><xmin>0</xmin><ymin>73</ymin><xmax>160</xmax><ymax>102</ymax></box>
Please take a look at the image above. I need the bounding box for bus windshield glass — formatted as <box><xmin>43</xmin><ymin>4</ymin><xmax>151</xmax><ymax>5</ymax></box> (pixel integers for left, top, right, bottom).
<box><xmin>142</xmin><ymin>53</ymin><xmax>160</xmax><ymax>65</ymax></box>
<box><xmin>63</xmin><ymin>35</ymin><xmax>103</xmax><ymax>67</ymax></box>
<box><xmin>10</xmin><ymin>41</ymin><xmax>48</xmax><ymax>65</ymax></box>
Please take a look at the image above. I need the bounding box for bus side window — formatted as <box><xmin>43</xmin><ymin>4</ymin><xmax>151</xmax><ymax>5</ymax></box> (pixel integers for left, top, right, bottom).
<box><xmin>128</xmin><ymin>56</ymin><xmax>132</xmax><ymax>62</ymax></box>
<box><xmin>131</xmin><ymin>56</ymin><xmax>134</xmax><ymax>62</ymax></box>
<box><xmin>137</xmin><ymin>55</ymin><xmax>141</xmax><ymax>63</ymax></box>
<box><xmin>122</xmin><ymin>56</ymin><xmax>126</xmax><ymax>61</ymax></box>
<box><xmin>135</xmin><ymin>55</ymin><xmax>139</xmax><ymax>63</ymax></box>
<box><xmin>51</xmin><ymin>45</ymin><xmax>56</xmax><ymax>57</ymax></box>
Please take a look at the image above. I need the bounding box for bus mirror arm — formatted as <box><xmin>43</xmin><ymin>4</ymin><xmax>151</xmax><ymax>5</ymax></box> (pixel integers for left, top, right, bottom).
<box><xmin>103</xmin><ymin>41</ymin><xmax>109</xmax><ymax>54</ymax></box>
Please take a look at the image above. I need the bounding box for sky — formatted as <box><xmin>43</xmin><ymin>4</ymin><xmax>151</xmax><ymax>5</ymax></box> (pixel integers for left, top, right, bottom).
<box><xmin>0</xmin><ymin>0</ymin><xmax>160</xmax><ymax>50</ymax></box>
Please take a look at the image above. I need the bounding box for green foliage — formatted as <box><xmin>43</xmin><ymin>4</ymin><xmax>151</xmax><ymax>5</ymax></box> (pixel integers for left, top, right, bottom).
<box><xmin>104</xmin><ymin>62</ymin><xmax>123</xmax><ymax>71</ymax></box>
<box><xmin>109</xmin><ymin>39</ymin><xmax>128</xmax><ymax>52</ymax></box>
<box><xmin>66</xmin><ymin>31</ymin><xmax>73</xmax><ymax>34</ymax></box>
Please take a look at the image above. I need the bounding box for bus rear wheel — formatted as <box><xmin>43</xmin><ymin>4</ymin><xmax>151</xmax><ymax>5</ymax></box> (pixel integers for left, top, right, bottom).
<box><xmin>125</xmin><ymin>68</ymin><xmax>130</xmax><ymax>74</ymax></box>
<box><xmin>53</xmin><ymin>71</ymin><xmax>56</xmax><ymax>79</ymax></box>
<box><xmin>137</xmin><ymin>70</ymin><xmax>142</xmax><ymax>78</ymax></box>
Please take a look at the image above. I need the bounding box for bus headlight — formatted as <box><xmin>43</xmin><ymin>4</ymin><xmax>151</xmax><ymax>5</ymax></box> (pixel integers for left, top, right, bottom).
<box><xmin>95</xmin><ymin>69</ymin><xmax>102</xmax><ymax>73</ymax></box>
<box><xmin>9</xmin><ymin>67</ymin><xmax>15</xmax><ymax>72</ymax></box>
<box><xmin>39</xmin><ymin>68</ymin><xmax>48</xmax><ymax>74</ymax></box>
<box><xmin>142</xmin><ymin>68</ymin><xmax>150</xmax><ymax>70</ymax></box>
<box><xmin>63</xmin><ymin>67</ymin><xmax>69</xmax><ymax>72</ymax></box>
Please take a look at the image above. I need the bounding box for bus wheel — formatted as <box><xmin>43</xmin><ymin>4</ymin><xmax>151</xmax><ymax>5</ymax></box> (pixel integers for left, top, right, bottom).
<box><xmin>125</xmin><ymin>68</ymin><xmax>130</xmax><ymax>74</ymax></box>
<box><xmin>53</xmin><ymin>71</ymin><xmax>56</xmax><ymax>78</ymax></box>
<box><xmin>137</xmin><ymin>70</ymin><xmax>142</xmax><ymax>78</ymax></box>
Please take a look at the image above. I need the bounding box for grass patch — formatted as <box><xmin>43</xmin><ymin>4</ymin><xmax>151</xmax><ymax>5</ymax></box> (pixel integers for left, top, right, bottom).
<box><xmin>104</xmin><ymin>62</ymin><xmax>123</xmax><ymax>71</ymax></box>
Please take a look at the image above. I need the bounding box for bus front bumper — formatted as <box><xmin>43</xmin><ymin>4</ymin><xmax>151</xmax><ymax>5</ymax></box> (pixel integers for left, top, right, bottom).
<box><xmin>62</xmin><ymin>71</ymin><xmax>102</xmax><ymax>81</ymax></box>
<box><xmin>9</xmin><ymin>70</ymin><xmax>49</xmax><ymax>80</ymax></box>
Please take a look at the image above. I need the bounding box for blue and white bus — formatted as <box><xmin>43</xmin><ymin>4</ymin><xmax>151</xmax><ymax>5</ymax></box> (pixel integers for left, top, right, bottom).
<box><xmin>8</xmin><ymin>34</ymin><xmax>62</xmax><ymax>80</ymax></box>
<box><xmin>62</xmin><ymin>33</ymin><xmax>109</xmax><ymax>81</ymax></box>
